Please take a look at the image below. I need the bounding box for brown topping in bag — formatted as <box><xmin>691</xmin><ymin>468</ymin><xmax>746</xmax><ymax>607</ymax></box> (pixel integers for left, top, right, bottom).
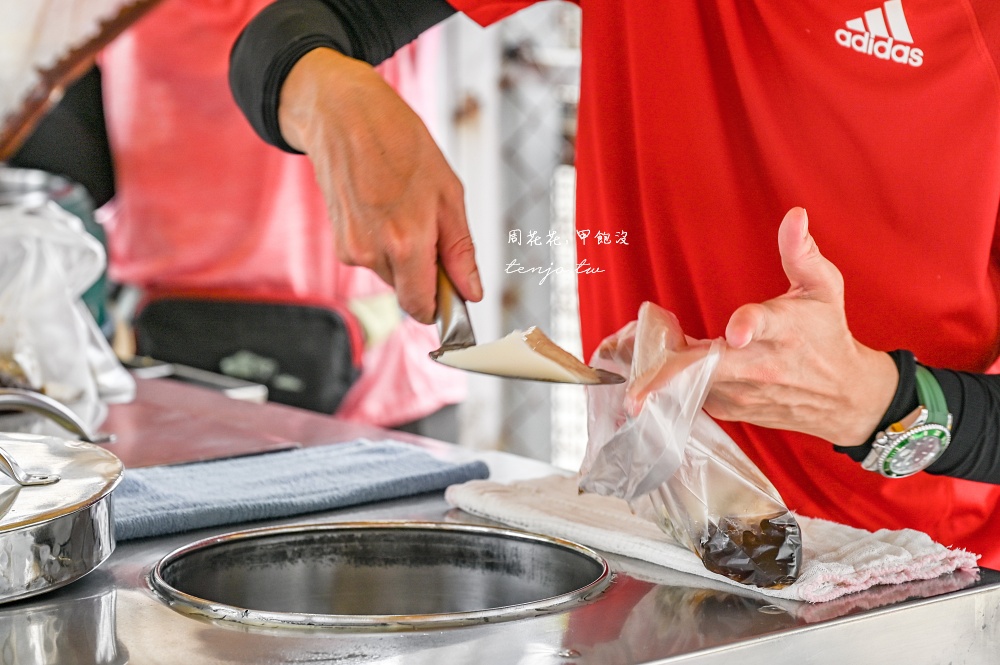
<box><xmin>700</xmin><ymin>512</ymin><xmax>802</xmax><ymax>589</ymax></box>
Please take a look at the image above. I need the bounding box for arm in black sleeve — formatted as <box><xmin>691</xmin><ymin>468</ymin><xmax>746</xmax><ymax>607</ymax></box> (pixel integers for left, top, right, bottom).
<box><xmin>835</xmin><ymin>350</ymin><xmax>1000</xmax><ymax>485</ymax></box>
<box><xmin>229</xmin><ymin>0</ymin><xmax>456</xmax><ymax>152</ymax></box>
<box><xmin>924</xmin><ymin>367</ymin><xmax>1000</xmax><ymax>482</ymax></box>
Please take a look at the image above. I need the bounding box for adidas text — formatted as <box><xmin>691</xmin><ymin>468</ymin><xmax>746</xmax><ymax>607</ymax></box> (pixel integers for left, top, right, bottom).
<box><xmin>835</xmin><ymin>30</ymin><xmax>923</xmax><ymax>67</ymax></box>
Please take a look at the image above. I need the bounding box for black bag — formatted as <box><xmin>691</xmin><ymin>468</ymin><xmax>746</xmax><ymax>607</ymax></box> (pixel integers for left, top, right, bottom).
<box><xmin>134</xmin><ymin>297</ymin><xmax>363</xmax><ymax>414</ymax></box>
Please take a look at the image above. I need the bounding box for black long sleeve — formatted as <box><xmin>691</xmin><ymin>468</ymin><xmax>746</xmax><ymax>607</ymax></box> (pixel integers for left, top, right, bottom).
<box><xmin>228</xmin><ymin>0</ymin><xmax>455</xmax><ymax>152</ymax></box>
<box><xmin>926</xmin><ymin>368</ymin><xmax>1000</xmax><ymax>481</ymax></box>
<box><xmin>835</xmin><ymin>350</ymin><xmax>1000</xmax><ymax>485</ymax></box>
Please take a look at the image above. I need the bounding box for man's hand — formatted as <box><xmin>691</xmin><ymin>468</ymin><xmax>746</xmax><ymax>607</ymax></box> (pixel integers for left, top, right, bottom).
<box><xmin>706</xmin><ymin>207</ymin><xmax>898</xmax><ymax>446</ymax></box>
<box><xmin>278</xmin><ymin>48</ymin><xmax>482</xmax><ymax>324</ymax></box>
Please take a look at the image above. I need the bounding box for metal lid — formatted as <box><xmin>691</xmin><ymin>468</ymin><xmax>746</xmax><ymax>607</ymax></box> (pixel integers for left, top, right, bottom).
<box><xmin>0</xmin><ymin>432</ymin><xmax>123</xmax><ymax>532</ymax></box>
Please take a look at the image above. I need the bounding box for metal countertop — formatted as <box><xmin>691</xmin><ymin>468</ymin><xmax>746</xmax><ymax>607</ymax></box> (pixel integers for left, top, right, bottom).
<box><xmin>2</xmin><ymin>378</ymin><xmax>998</xmax><ymax>665</ymax></box>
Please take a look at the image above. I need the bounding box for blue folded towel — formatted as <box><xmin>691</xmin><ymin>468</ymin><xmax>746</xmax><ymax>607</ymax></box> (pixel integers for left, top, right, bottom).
<box><xmin>113</xmin><ymin>439</ymin><xmax>490</xmax><ymax>541</ymax></box>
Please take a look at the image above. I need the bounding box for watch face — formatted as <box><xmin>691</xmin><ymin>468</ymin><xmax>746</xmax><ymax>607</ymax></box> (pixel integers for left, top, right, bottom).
<box><xmin>883</xmin><ymin>425</ymin><xmax>950</xmax><ymax>478</ymax></box>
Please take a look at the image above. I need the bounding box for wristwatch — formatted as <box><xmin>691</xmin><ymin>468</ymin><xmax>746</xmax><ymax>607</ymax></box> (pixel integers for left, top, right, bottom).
<box><xmin>862</xmin><ymin>365</ymin><xmax>952</xmax><ymax>478</ymax></box>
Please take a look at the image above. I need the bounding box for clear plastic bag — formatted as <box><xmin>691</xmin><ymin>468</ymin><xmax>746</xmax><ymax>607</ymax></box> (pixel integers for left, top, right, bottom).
<box><xmin>0</xmin><ymin>201</ymin><xmax>134</xmax><ymax>424</ymax></box>
<box><xmin>579</xmin><ymin>302</ymin><xmax>801</xmax><ymax>588</ymax></box>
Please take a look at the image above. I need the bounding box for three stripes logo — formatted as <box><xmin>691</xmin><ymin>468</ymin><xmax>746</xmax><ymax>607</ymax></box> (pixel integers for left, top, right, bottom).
<box><xmin>834</xmin><ymin>0</ymin><xmax>923</xmax><ymax>67</ymax></box>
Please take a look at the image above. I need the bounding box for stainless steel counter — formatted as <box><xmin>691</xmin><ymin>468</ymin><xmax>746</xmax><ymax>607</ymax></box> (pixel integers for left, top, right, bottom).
<box><xmin>2</xmin><ymin>378</ymin><xmax>998</xmax><ymax>664</ymax></box>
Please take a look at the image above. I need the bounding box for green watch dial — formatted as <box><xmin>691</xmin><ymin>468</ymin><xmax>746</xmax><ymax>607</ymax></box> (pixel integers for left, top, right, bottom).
<box><xmin>863</xmin><ymin>364</ymin><xmax>952</xmax><ymax>479</ymax></box>
<box><xmin>880</xmin><ymin>424</ymin><xmax>950</xmax><ymax>478</ymax></box>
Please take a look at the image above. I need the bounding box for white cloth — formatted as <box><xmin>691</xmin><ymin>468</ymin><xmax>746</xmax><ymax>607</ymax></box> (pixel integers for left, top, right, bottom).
<box><xmin>445</xmin><ymin>474</ymin><xmax>980</xmax><ymax>603</ymax></box>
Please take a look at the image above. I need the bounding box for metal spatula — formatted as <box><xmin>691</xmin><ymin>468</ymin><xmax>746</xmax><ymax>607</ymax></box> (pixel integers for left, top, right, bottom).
<box><xmin>429</xmin><ymin>268</ymin><xmax>625</xmax><ymax>385</ymax></box>
<box><xmin>429</xmin><ymin>268</ymin><xmax>478</xmax><ymax>360</ymax></box>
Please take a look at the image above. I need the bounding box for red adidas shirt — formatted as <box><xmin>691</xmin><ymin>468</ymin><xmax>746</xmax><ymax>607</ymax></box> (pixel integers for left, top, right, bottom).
<box><xmin>453</xmin><ymin>0</ymin><xmax>1000</xmax><ymax>566</ymax></box>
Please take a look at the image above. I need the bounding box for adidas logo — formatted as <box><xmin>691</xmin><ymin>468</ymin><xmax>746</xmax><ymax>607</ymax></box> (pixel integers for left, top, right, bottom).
<box><xmin>834</xmin><ymin>0</ymin><xmax>923</xmax><ymax>67</ymax></box>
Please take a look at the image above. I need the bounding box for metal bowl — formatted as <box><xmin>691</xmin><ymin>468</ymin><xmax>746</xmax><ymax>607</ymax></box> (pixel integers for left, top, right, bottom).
<box><xmin>150</xmin><ymin>521</ymin><xmax>612</xmax><ymax>631</ymax></box>
<box><xmin>0</xmin><ymin>433</ymin><xmax>122</xmax><ymax>604</ymax></box>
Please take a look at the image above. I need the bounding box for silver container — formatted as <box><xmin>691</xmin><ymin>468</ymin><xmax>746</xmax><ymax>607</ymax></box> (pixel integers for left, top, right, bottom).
<box><xmin>0</xmin><ymin>166</ymin><xmax>54</xmax><ymax>207</ymax></box>
<box><xmin>0</xmin><ymin>431</ymin><xmax>122</xmax><ymax>604</ymax></box>
<box><xmin>150</xmin><ymin>521</ymin><xmax>612</xmax><ymax>631</ymax></box>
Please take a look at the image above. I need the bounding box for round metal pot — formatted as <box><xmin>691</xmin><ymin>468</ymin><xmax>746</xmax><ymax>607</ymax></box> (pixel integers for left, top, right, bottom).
<box><xmin>150</xmin><ymin>521</ymin><xmax>612</xmax><ymax>631</ymax></box>
<box><xmin>0</xmin><ymin>430</ymin><xmax>122</xmax><ymax>604</ymax></box>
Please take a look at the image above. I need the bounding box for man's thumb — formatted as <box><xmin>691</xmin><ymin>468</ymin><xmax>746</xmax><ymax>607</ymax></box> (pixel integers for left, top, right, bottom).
<box><xmin>778</xmin><ymin>207</ymin><xmax>843</xmax><ymax>302</ymax></box>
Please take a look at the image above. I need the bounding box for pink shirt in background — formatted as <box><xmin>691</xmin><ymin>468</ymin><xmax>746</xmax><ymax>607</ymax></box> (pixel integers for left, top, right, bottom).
<box><xmin>99</xmin><ymin>0</ymin><xmax>465</xmax><ymax>427</ymax></box>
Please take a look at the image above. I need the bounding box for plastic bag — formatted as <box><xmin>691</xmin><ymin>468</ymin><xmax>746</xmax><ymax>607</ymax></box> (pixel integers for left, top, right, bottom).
<box><xmin>579</xmin><ymin>302</ymin><xmax>801</xmax><ymax>588</ymax></box>
<box><xmin>0</xmin><ymin>201</ymin><xmax>134</xmax><ymax>425</ymax></box>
